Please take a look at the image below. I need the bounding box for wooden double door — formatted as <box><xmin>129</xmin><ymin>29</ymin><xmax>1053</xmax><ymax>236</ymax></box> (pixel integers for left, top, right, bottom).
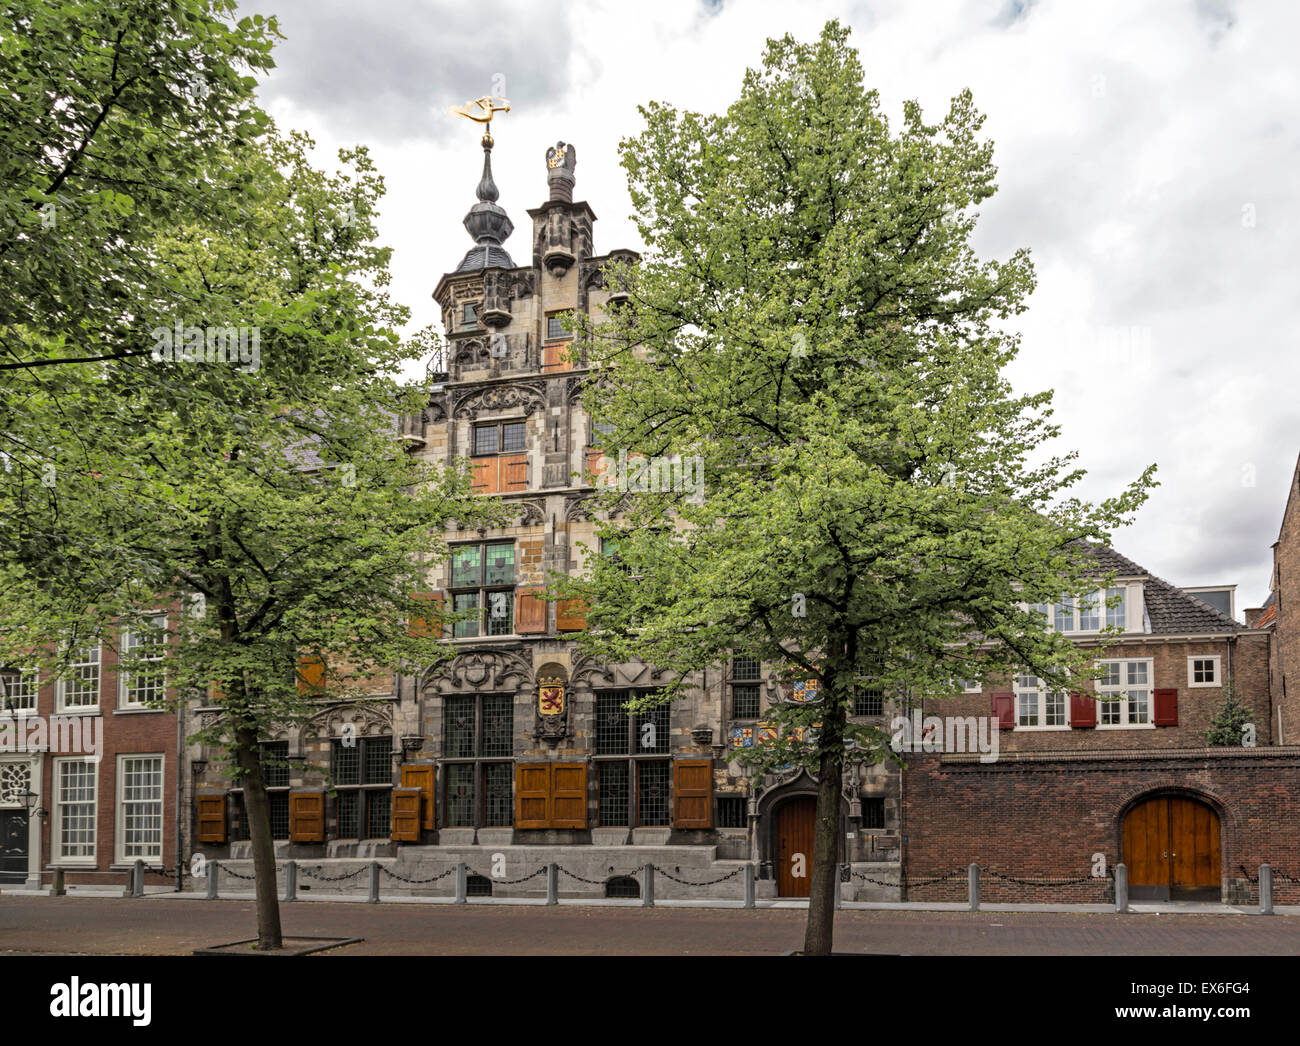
<box><xmin>1122</xmin><ymin>795</ymin><xmax>1221</xmax><ymax>901</ymax></box>
<box><xmin>776</xmin><ymin>797</ymin><xmax>818</xmax><ymax>897</ymax></box>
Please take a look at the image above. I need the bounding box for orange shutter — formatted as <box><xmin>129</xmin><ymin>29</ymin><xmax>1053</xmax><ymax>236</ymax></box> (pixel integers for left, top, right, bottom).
<box><xmin>501</xmin><ymin>453</ymin><xmax>528</xmax><ymax>492</ymax></box>
<box><xmin>543</xmin><ymin>340</ymin><xmax>573</xmax><ymax>372</ymax></box>
<box><xmin>550</xmin><ymin>763</ymin><xmax>588</xmax><ymax>828</ymax></box>
<box><xmin>400</xmin><ymin>763</ymin><xmax>436</xmax><ymax>830</ymax></box>
<box><xmin>585</xmin><ymin>449</ymin><xmax>607</xmax><ymax>482</ymax></box>
<box><xmin>288</xmin><ymin>791</ymin><xmax>325</xmax><ymax>842</ymax></box>
<box><xmin>672</xmin><ymin>760</ymin><xmax>713</xmax><ymax>828</ymax></box>
<box><xmin>391</xmin><ymin>787</ymin><xmax>422</xmax><ymax>842</ymax></box>
<box><xmin>556</xmin><ymin>598</ymin><xmax>588</xmax><ymax>632</ymax></box>
<box><xmin>515</xmin><ymin>586</ymin><xmax>548</xmax><ymax>634</ymax></box>
<box><xmin>408</xmin><ymin>592</ymin><xmax>444</xmax><ymax>638</ymax></box>
<box><xmin>471</xmin><ymin>457</ymin><xmax>499</xmax><ymax>493</ymax></box>
<box><xmin>196</xmin><ymin>793</ymin><xmax>227</xmax><ymax>844</ymax></box>
<box><xmin>515</xmin><ymin>763</ymin><xmax>550</xmax><ymax>828</ymax></box>
<box><xmin>296</xmin><ymin>655</ymin><xmax>326</xmax><ymax>695</ymax></box>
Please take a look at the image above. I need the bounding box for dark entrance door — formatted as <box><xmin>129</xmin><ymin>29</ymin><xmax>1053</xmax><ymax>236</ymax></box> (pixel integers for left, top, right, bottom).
<box><xmin>1122</xmin><ymin>795</ymin><xmax>1221</xmax><ymax>901</ymax></box>
<box><xmin>0</xmin><ymin>810</ymin><xmax>29</xmax><ymax>884</ymax></box>
<box><xmin>776</xmin><ymin>797</ymin><xmax>817</xmax><ymax>897</ymax></box>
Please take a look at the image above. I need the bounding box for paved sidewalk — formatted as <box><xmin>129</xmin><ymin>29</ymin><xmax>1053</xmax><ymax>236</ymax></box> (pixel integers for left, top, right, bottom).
<box><xmin>2</xmin><ymin>894</ymin><xmax>1300</xmax><ymax>954</ymax></box>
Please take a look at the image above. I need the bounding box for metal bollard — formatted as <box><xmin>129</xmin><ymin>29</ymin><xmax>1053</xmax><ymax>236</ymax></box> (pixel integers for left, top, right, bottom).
<box><xmin>744</xmin><ymin>864</ymin><xmax>755</xmax><ymax>909</ymax></box>
<box><xmin>1115</xmin><ymin>863</ymin><xmax>1129</xmax><ymax>913</ymax></box>
<box><xmin>368</xmin><ymin>861</ymin><xmax>380</xmax><ymax>904</ymax></box>
<box><xmin>454</xmin><ymin>862</ymin><xmax>467</xmax><ymax>904</ymax></box>
<box><xmin>1260</xmin><ymin>864</ymin><xmax>1273</xmax><ymax>916</ymax></box>
<box><xmin>968</xmin><ymin>863</ymin><xmax>979</xmax><ymax>912</ymax></box>
<box><xmin>642</xmin><ymin>863</ymin><xmax>654</xmax><ymax>907</ymax></box>
<box><xmin>283</xmin><ymin>860</ymin><xmax>297</xmax><ymax>902</ymax></box>
<box><xmin>132</xmin><ymin>859</ymin><xmax>144</xmax><ymax>898</ymax></box>
<box><xmin>545</xmin><ymin>863</ymin><xmax>558</xmax><ymax>906</ymax></box>
<box><xmin>51</xmin><ymin>868</ymin><xmax>65</xmax><ymax>897</ymax></box>
<box><xmin>206</xmin><ymin>861</ymin><xmax>219</xmax><ymax>900</ymax></box>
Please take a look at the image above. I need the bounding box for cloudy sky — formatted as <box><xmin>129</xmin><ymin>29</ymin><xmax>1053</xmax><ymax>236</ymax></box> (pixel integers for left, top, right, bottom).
<box><xmin>235</xmin><ymin>0</ymin><xmax>1299</xmax><ymax>616</ymax></box>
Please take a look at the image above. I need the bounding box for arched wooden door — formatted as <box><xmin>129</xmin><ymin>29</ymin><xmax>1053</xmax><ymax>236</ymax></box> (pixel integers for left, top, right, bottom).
<box><xmin>775</xmin><ymin>797</ymin><xmax>817</xmax><ymax>897</ymax></box>
<box><xmin>1122</xmin><ymin>795</ymin><xmax>1221</xmax><ymax>901</ymax></box>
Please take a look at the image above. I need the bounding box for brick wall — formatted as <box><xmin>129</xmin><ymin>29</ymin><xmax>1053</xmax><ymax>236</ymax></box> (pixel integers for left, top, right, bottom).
<box><xmin>1274</xmin><ymin>458</ymin><xmax>1300</xmax><ymax>744</ymax></box>
<box><xmin>901</xmin><ymin>747</ymin><xmax>1300</xmax><ymax>904</ymax></box>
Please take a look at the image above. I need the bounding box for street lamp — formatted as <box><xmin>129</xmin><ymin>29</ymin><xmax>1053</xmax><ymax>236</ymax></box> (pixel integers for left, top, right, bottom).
<box><xmin>17</xmin><ymin>788</ymin><xmax>45</xmax><ymax>820</ymax></box>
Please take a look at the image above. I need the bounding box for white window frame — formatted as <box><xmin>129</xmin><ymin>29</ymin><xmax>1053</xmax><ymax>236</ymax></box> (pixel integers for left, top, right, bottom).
<box><xmin>56</xmin><ymin>640</ymin><xmax>100</xmax><ymax>713</ymax></box>
<box><xmin>1024</xmin><ymin>589</ymin><xmax>1128</xmax><ymax>634</ymax></box>
<box><xmin>1187</xmin><ymin>655</ymin><xmax>1222</xmax><ymax>688</ymax></box>
<box><xmin>0</xmin><ymin>668</ymin><xmax>39</xmax><ymax>715</ymax></box>
<box><xmin>118</xmin><ymin>613</ymin><xmax>167</xmax><ymax>709</ymax></box>
<box><xmin>115</xmin><ymin>754</ymin><xmax>164</xmax><ymax>864</ymax></box>
<box><xmin>1012</xmin><ymin>672</ymin><xmax>1070</xmax><ymax>730</ymax></box>
<box><xmin>1094</xmin><ymin>658</ymin><xmax>1155</xmax><ymax>729</ymax></box>
<box><xmin>961</xmin><ymin>679</ymin><xmax>982</xmax><ymax>694</ymax></box>
<box><xmin>52</xmin><ymin>756</ymin><xmax>98</xmax><ymax>865</ymax></box>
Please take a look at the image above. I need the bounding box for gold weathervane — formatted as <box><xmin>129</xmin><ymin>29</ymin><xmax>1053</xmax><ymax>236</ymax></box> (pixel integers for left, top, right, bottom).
<box><xmin>445</xmin><ymin>95</ymin><xmax>511</xmax><ymax>145</ymax></box>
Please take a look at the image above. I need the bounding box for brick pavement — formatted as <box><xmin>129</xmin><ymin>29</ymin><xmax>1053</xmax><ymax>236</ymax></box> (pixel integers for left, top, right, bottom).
<box><xmin>1</xmin><ymin>895</ymin><xmax>1299</xmax><ymax>954</ymax></box>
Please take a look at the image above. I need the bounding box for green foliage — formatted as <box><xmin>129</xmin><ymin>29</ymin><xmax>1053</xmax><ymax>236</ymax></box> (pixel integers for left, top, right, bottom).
<box><xmin>558</xmin><ymin>20</ymin><xmax>1157</xmax><ymax>779</ymax></box>
<box><xmin>1205</xmin><ymin>686</ymin><xmax>1254</xmax><ymax>747</ymax></box>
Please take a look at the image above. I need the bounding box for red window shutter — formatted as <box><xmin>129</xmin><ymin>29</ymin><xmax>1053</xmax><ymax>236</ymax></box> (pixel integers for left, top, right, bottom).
<box><xmin>515</xmin><ymin>763</ymin><xmax>550</xmax><ymax>828</ymax></box>
<box><xmin>400</xmin><ymin>763</ymin><xmax>436</xmax><ymax>830</ymax></box>
<box><xmin>288</xmin><ymin>791</ymin><xmax>325</xmax><ymax>843</ymax></box>
<box><xmin>556</xmin><ymin>598</ymin><xmax>588</xmax><ymax>632</ymax></box>
<box><xmin>471</xmin><ymin>457</ymin><xmax>499</xmax><ymax>493</ymax></box>
<box><xmin>390</xmin><ymin>787</ymin><xmax>422</xmax><ymax>842</ymax></box>
<box><xmin>408</xmin><ymin>592</ymin><xmax>444</xmax><ymax>638</ymax></box>
<box><xmin>196</xmin><ymin>794</ymin><xmax>227</xmax><ymax>844</ymax></box>
<box><xmin>500</xmin><ymin>453</ymin><xmax>528</xmax><ymax>492</ymax></box>
<box><xmin>991</xmin><ymin>692</ymin><xmax>1014</xmax><ymax>730</ymax></box>
<box><xmin>1154</xmin><ymin>688</ymin><xmax>1179</xmax><ymax>726</ymax></box>
<box><xmin>672</xmin><ymin>759</ymin><xmax>713</xmax><ymax>828</ymax></box>
<box><xmin>1070</xmin><ymin>691</ymin><xmax>1096</xmax><ymax>728</ymax></box>
<box><xmin>515</xmin><ymin>586</ymin><xmax>548</xmax><ymax>634</ymax></box>
<box><xmin>549</xmin><ymin>763</ymin><xmax>588</xmax><ymax>828</ymax></box>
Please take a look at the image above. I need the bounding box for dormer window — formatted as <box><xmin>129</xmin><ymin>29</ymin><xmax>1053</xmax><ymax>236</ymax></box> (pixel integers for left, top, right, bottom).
<box><xmin>1025</xmin><ymin>588</ymin><xmax>1126</xmax><ymax>633</ymax></box>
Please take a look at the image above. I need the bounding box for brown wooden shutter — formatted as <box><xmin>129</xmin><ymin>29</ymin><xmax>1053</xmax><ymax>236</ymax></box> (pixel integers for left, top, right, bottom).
<box><xmin>543</xmin><ymin>340</ymin><xmax>573</xmax><ymax>372</ymax></box>
<box><xmin>501</xmin><ymin>453</ymin><xmax>528</xmax><ymax>492</ymax></box>
<box><xmin>991</xmin><ymin>692</ymin><xmax>1015</xmax><ymax>730</ymax></box>
<box><xmin>471</xmin><ymin>457</ymin><xmax>499</xmax><ymax>493</ymax></box>
<box><xmin>515</xmin><ymin>586</ymin><xmax>548</xmax><ymax>634</ymax></box>
<box><xmin>390</xmin><ymin>787</ymin><xmax>422</xmax><ymax>842</ymax></box>
<box><xmin>1153</xmin><ymin>688</ymin><xmax>1179</xmax><ymax>726</ymax></box>
<box><xmin>400</xmin><ymin>763</ymin><xmax>436</xmax><ymax>830</ymax></box>
<box><xmin>585</xmin><ymin>449</ymin><xmax>606</xmax><ymax>482</ymax></box>
<box><xmin>1069</xmin><ymin>691</ymin><xmax>1096</xmax><ymax>728</ymax></box>
<box><xmin>296</xmin><ymin>655</ymin><xmax>326</xmax><ymax>696</ymax></box>
<box><xmin>196</xmin><ymin>793</ymin><xmax>227</xmax><ymax>844</ymax></box>
<box><xmin>673</xmin><ymin>759</ymin><xmax>713</xmax><ymax>828</ymax></box>
<box><xmin>288</xmin><ymin>791</ymin><xmax>325</xmax><ymax>842</ymax></box>
<box><xmin>515</xmin><ymin>763</ymin><xmax>550</xmax><ymax>828</ymax></box>
<box><xmin>549</xmin><ymin>763</ymin><xmax>588</xmax><ymax>828</ymax></box>
<box><xmin>556</xmin><ymin>598</ymin><xmax>588</xmax><ymax>632</ymax></box>
<box><xmin>408</xmin><ymin>592</ymin><xmax>444</xmax><ymax>638</ymax></box>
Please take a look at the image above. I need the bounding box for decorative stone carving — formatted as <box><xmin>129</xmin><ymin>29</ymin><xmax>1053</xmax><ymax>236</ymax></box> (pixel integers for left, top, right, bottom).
<box><xmin>0</xmin><ymin>761</ymin><xmax>31</xmax><ymax>806</ymax></box>
<box><xmin>534</xmin><ymin>662</ymin><xmax>570</xmax><ymax>742</ymax></box>
<box><xmin>453</xmin><ymin>381</ymin><xmax>546</xmax><ymax>420</ymax></box>
<box><xmin>305</xmin><ymin>702</ymin><xmax>394</xmax><ymax>738</ymax></box>
<box><xmin>515</xmin><ymin>499</ymin><xmax>546</xmax><ymax>526</ymax></box>
<box><xmin>570</xmin><ymin>653</ymin><xmax>615</xmax><ymax>687</ymax></box>
<box><xmin>564</xmin><ymin>494</ymin><xmax>595</xmax><ymax>522</ymax></box>
<box><xmin>425</xmin><ymin>648</ymin><xmax>535</xmax><ymax>692</ymax></box>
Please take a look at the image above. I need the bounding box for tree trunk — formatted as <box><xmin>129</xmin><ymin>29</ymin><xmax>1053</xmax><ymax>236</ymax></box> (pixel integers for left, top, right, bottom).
<box><xmin>234</xmin><ymin>725</ymin><xmax>283</xmax><ymax>950</ymax></box>
<box><xmin>803</xmin><ymin>711</ymin><xmax>845</xmax><ymax>956</ymax></box>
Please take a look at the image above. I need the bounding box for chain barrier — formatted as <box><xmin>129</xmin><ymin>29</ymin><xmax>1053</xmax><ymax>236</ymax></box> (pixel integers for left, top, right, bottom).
<box><xmin>898</xmin><ymin>870</ymin><xmax>967</xmax><ymax>888</ymax></box>
<box><xmin>220</xmin><ymin>866</ymin><xmax>257</xmax><ymax>880</ymax></box>
<box><xmin>1239</xmin><ymin>864</ymin><xmax>1300</xmax><ymax>884</ymax></box>
<box><xmin>466</xmin><ymin>866</ymin><xmax>548</xmax><ymax>886</ymax></box>
<box><xmin>850</xmin><ymin>871</ymin><xmax>902</xmax><ymax>888</ymax></box>
<box><xmin>380</xmin><ymin>865</ymin><xmax>458</xmax><ymax>885</ymax></box>
<box><xmin>299</xmin><ymin>864</ymin><xmax>368</xmax><ymax>883</ymax></box>
<box><xmin>557</xmin><ymin>866</ymin><xmax>640</xmax><ymax>885</ymax></box>
<box><xmin>142</xmin><ymin>866</ymin><xmax>188</xmax><ymax>879</ymax></box>
<box><xmin>979</xmin><ymin>866</ymin><xmax>1100</xmax><ymax>887</ymax></box>
<box><xmin>651</xmin><ymin>865</ymin><xmax>742</xmax><ymax>887</ymax></box>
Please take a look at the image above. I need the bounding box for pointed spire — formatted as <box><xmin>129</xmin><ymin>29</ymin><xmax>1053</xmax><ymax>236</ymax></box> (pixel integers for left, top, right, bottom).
<box><xmin>455</xmin><ymin>134</ymin><xmax>515</xmax><ymax>272</ymax></box>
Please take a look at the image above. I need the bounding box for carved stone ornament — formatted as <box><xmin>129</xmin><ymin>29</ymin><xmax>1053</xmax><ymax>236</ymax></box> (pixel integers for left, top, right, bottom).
<box><xmin>454</xmin><ymin>381</ymin><xmax>546</xmax><ymax>420</ymax></box>
<box><xmin>515</xmin><ymin>499</ymin><xmax>546</xmax><ymax>526</ymax></box>
<box><xmin>306</xmin><ymin>702</ymin><xmax>394</xmax><ymax>739</ymax></box>
<box><xmin>425</xmin><ymin>648</ymin><xmax>535</xmax><ymax>693</ymax></box>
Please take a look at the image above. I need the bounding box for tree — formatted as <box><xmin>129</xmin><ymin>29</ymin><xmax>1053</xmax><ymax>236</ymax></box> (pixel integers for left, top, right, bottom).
<box><xmin>562</xmin><ymin>21</ymin><xmax>1156</xmax><ymax>955</ymax></box>
<box><xmin>1205</xmin><ymin>686</ymin><xmax>1254</xmax><ymax>747</ymax></box>
<box><xmin>0</xmin><ymin>125</ymin><xmax>500</xmax><ymax>949</ymax></box>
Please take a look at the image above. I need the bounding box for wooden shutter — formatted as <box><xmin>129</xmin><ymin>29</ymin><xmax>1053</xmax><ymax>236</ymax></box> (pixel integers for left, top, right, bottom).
<box><xmin>196</xmin><ymin>793</ymin><xmax>227</xmax><ymax>844</ymax></box>
<box><xmin>515</xmin><ymin>586</ymin><xmax>548</xmax><ymax>634</ymax></box>
<box><xmin>543</xmin><ymin>340</ymin><xmax>573</xmax><ymax>372</ymax></box>
<box><xmin>471</xmin><ymin>457</ymin><xmax>499</xmax><ymax>493</ymax></box>
<box><xmin>673</xmin><ymin>759</ymin><xmax>713</xmax><ymax>829</ymax></box>
<box><xmin>585</xmin><ymin>449</ymin><xmax>607</xmax><ymax>481</ymax></box>
<box><xmin>408</xmin><ymin>592</ymin><xmax>444</xmax><ymax>638</ymax></box>
<box><xmin>501</xmin><ymin>453</ymin><xmax>528</xmax><ymax>492</ymax></box>
<box><xmin>1154</xmin><ymin>688</ymin><xmax>1179</xmax><ymax>726</ymax></box>
<box><xmin>515</xmin><ymin>763</ymin><xmax>550</xmax><ymax>828</ymax></box>
<box><xmin>390</xmin><ymin>787</ymin><xmax>422</xmax><ymax>842</ymax></box>
<box><xmin>556</xmin><ymin>598</ymin><xmax>588</xmax><ymax>632</ymax></box>
<box><xmin>400</xmin><ymin>763</ymin><xmax>436</xmax><ymax>830</ymax></box>
<box><xmin>550</xmin><ymin>763</ymin><xmax>588</xmax><ymax>828</ymax></box>
<box><xmin>1069</xmin><ymin>691</ymin><xmax>1096</xmax><ymax>728</ymax></box>
<box><xmin>296</xmin><ymin>655</ymin><xmax>326</xmax><ymax>695</ymax></box>
<box><xmin>991</xmin><ymin>692</ymin><xmax>1015</xmax><ymax>730</ymax></box>
<box><xmin>288</xmin><ymin>791</ymin><xmax>325</xmax><ymax>842</ymax></box>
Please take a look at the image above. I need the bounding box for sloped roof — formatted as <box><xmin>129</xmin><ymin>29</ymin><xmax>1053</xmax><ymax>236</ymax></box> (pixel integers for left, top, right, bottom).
<box><xmin>1255</xmin><ymin>589</ymin><xmax>1277</xmax><ymax>629</ymax></box>
<box><xmin>1074</xmin><ymin>541</ymin><xmax>1244</xmax><ymax>634</ymax></box>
